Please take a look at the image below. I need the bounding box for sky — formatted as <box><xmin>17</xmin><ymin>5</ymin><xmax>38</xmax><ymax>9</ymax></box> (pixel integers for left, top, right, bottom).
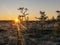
<box><xmin>0</xmin><ymin>0</ymin><xmax>60</xmax><ymax>20</ymax></box>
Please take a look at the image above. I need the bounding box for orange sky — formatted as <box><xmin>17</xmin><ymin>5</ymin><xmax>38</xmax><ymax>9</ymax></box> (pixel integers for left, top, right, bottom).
<box><xmin>0</xmin><ymin>0</ymin><xmax>60</xmax><ymax>20</ymax></box>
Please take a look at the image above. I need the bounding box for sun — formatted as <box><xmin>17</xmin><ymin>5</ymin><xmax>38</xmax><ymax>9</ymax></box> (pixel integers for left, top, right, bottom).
<box><xmin>15</xmin><ymin>18</ymin><xmax>20</xmax><ymax>23</ymax></box>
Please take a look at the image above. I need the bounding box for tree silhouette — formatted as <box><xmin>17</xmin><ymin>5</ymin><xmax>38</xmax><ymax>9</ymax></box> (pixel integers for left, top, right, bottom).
<box><xmin>56</xmin><ymin>10</ymin><xmax>60</xmax><ymax>21</ymax></box>
<box><xmin>35</xmin><ymin>11</ymin><xmax>48</xmax><ymax>30</ymax></box>
<box><xmin>40</xmin><ymin>11</ymin><xmax>48</xmax><ymax>21</ymax></box>
<box><xmin>56</xmin><ymin>10</ymin><xmax>60</xmax><ymax>30</ymax></box>
<box><xmin>51</xmin><ymin>16</ymin><xmax>56</xmax><ymax>22</ymax></box>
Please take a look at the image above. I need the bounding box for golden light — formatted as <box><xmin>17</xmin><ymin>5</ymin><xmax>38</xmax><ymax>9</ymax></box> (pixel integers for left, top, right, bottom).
<box><xmin>15</xmin><ymin>18</ymin><xmax>20</xmax><ymax>23</ymax></box>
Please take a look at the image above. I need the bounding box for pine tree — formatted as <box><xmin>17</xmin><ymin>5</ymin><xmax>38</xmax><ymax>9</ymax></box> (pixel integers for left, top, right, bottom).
<box><xmin>56</xmin><ymin>10</ymin><xmax>60</xmax><ymax>30</ymax></box>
